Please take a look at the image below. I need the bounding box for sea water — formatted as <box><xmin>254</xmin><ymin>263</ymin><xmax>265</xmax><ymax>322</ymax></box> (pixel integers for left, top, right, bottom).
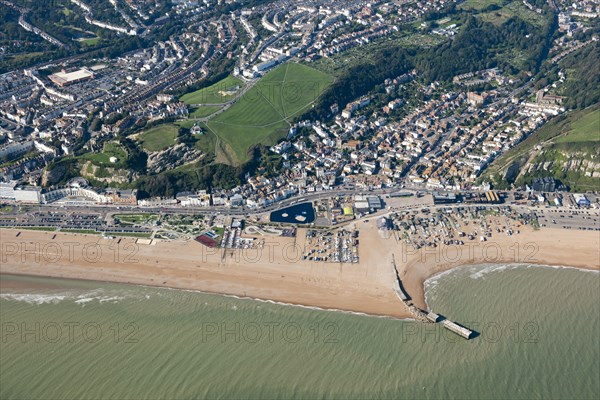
<box><xmin>1</xmin><ymin>265</ymin><xmax>598</xmax><ymax>399</ymax></box>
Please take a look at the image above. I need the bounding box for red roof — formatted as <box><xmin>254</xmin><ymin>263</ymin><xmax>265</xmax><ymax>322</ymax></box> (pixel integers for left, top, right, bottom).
<box><xmin>195</xmin><ymin>235</ymin><xmax>218</xmax><ymax>248</ymax></box>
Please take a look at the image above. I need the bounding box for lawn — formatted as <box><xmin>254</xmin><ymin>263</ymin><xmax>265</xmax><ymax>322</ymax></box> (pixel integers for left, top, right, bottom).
<box><xmin>189</xmin><ymin>106</ymin><xmax>222</xmax><ymax>119</ymax></box>
<box><xmin>7</xmin><ymin>52</ymin><xmax>45</xmax><ymax>63</ymax></box>
<box><xmin>554</xmin><ymin>108</ymin><xmax>600</xmax><ymax>144</ymax></box>
<box><xmin>138</xmin><ymin>124</ymin><xmax>179</xmax><ymax>152</ymax></box>
<box><xmin>81</xmin><ymin>37</ymin><xmax>101</xmax><ymax>46</ymax></box>
<box><xmin>193</xmin><ymin>127</ymin><xmax>218</xmax><ymax>155</ymax></box>
<box><xmin>205</xmin><ymin>63</ymin><xmax>334</xmax><ymax>163</ymax></box>
<box><xmin>171</xmin><ymin>120</ymin><xmax>217</xmax><ymax>155</ymax></box>
<box><xmin>180</xmin><ymin>76</ymin><xmax>245</xmax><ymax>105</ymax></box>
<box><xmin>110</xmin><ymin>232</ymin><xmax>152</xmax><ymax>238</ymax></box>
<box><xmin>459</xmin><ymin>0</ymin><xmax>507</xmax><ymax>10</ymax></box>
<box><xmin>61</xmin><ymin>229</ymin><xmax>99</xmax><ymax>235</ymax></box>
<box><xmin>83</xmin><ymin>142</ymin><xmax>127</xmax><ymax>166</ymax></box>
<box><xmin>174</xmin><ymin>120</ymin><xmax>198</xmax><ymax>130</ymax></box>
<box><xmin>19</xmin><ymin>226</ymin><xmax>57</xmax><ymax>232</ymax></box>
<box><xmin>0</xmin><ymin>205</ymin><xmax>14</xmax><ymax>213</ymax></box>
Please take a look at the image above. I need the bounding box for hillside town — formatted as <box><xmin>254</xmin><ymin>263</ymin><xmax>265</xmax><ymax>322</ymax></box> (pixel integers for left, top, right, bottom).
<box><xmin>1</xmin><ymin>1</ymin><xmax>600</xmax><ymax>399</ymax></box>
<box><xmin>1</xmin><ymin>0</ymin><xmax>598</xmax><ymax>211</ymax></box>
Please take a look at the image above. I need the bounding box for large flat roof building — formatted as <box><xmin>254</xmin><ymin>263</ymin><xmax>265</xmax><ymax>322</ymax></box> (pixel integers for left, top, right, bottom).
<box><xmin>13</xmin><ymin>186</ymin><xmax>42</xmax><ymax>203</ymax></box>
<box><xmin>49</xmin><ymin>68</ymin><xmax>95</xmax><ymax>87</ymax></box>
<box><xmin>432</xmin><ymin>191</ymin><xmax>458</xmax><ymax>204</ymax></box>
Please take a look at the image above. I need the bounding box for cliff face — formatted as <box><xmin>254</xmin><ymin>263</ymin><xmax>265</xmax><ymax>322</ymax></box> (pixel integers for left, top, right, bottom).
<box><xmin>512</xmin><ymin>147</ymin><xmax>600</xmax><ymax>191</ymax></box>
<box><xmin>488</xmin><ymin>106</ymin><xmax>600</xmax><ymax>192</ymax></box>
<box><xmin>146</xmin><ymin>143</ymin><xmax>203</xmax><ymax>174</ymax></box>
<box><xmin>527</xmin><ymin>150</ymin><xmax>600</xmax><ymax>177</ymax></box>
<box><xmin>80</xmin><ymin>161</ymin><xmax>136</xmax><ymax>184</ymax></box>
<box><xmin>41</xmin><ymin>162</ymin><xmax>67</xmax><ymax>186</ymax></box>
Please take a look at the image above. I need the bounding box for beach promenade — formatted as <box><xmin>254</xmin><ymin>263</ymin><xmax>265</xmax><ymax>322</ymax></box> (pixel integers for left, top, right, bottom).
<box><xmin>1</xmin><ymin>221</ymin><xmax>598</xmax><ymax>318</ymax></box>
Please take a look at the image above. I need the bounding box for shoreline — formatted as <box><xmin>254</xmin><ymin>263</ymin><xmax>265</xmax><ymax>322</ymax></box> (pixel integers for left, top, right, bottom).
<box><xmin>0</xmin><ymin>271</ymin><xmax>412</xmax><ymax>321</ymax></box>
<box><xmin>2</xmin><ymin>259</ymin><xmax>598</xmax><ymax>321</ymax></box>
<box><xmin>397</xmin><ymin>230</ymin><xmax>600</xmax><ymax>311</ymax></box>
<box><xmin>1</xmin><ymin>224</ymin><xmax>599</xmax><ymax>318</ymax></box>
<box><xmin>0</xmin><ymin>226</ymin><xmax>414</xmax><ymax>318</ymax></box>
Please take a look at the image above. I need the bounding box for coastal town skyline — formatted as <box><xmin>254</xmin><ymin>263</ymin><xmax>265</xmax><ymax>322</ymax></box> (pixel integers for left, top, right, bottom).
<box><xmin>1</xmin><ymin>0</ymin><xmax>599</xmax><ymax>399</ymax></box>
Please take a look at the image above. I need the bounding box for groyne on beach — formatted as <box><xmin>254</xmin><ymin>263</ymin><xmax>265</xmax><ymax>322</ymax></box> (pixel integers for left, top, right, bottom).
<box><xmin>391</xmin><ymin>255</ymin><xmax>475</xmax><ymax>339</ymax></box>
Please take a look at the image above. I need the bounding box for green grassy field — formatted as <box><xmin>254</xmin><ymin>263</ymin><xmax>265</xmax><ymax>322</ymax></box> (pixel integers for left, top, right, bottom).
<box><xmin>114</xmin><ymin>214</ymin><xmax>159</xmax><ymax>225</ymax></box>
<box><xmin>61</xmin><ymin>229</ymin><xmax>99</xmax><ymax>235</ymax></box>
<box><xmin>171</xmin><ymin>120</ymin><xmax>217</xmax><ymax>155</ymax></box>
<box><xmin>109</xmin><ymin>232</ymin><xmax>152</xmax><ymax>238</ymax></box>
<box><xmin>554</xmin><ymin>108</ymin><xmax>600</xmax><ymax>144</ymax></box>
<box><xmin>174</xmin><ymin>120</ymin><xmax>197</xmax><ymax>130</ymax></box>
<box><xmin>18</xmin><ymin>226</ymin><xmax>57</xmax><ymax>232</ymax></box>
<box><xmin>6</xmin><ymin>52</ymin><xmax>45</xmax><ymax>63</ymax></box>
<box><xmin>205</xmin><ymin>63</ymin><xmax>334</xmax><ymax>163</ymax></box>
<box><xmin>83</xmin><ymin>142</ymin><xmax>127</xmax><ymax>166</ymax></box>
<box><xmin>189</xmin><ymin>106</ymin><xmax>222</xmax><ymax>119</ymax></box>
<box><xmin>193</xmin><ymin>129</ymin><xmax>218</xmax><ymax>156</ymax></box>
<box><xmin>81</xmin><ymin>37</ymin><xmax>101</xmax><ymax>46</ymax></box>
<box><xmin>0</xmin><ymin>205</ymin><xmax>14</xmax><ymax>213</ymax></box>
<box><xmin>459</xmin><ymin>0</ymin><xmax>507</xmax><ymax>10</ymax></box>
<box><xmin>138</xmin><ymin>124</ymin><xmax>179</xmax><ymax>152</ymax></box>
<box><xmin>180</xmin><ymin>76</ymin><xmax>245</xmax><ymax>105</ymax></box>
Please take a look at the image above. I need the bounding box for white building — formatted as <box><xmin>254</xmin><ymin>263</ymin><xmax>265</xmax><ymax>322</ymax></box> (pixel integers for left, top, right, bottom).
<box><xmin>0</xmin><ymin>181</ymin><xmax>17</xmax><ymax>199</ymax></box>
<box><xmin>13</xmin><ymin>186</ymin><xmax>42</xmax><ymax>203</ymax></box>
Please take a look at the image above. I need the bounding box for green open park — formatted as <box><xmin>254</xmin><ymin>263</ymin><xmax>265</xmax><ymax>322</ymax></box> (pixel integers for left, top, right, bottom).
<box><xmin>114</xmin><ymin>214</ymin><xmax>159</xmax><ymax>225</ymax></box>
<box><xmin>204</xmin><ymin>63</ymin><xmax>334</xmax><ymax>163</ymax></box>
<box><xmin>459</xmin><ymin>0</ymin><xmax>507</xmax><ymax>10</ymax></box>
<box><xmin>189</xmin><ymin>106</ymin><xmax>222</xmax><ymax>119</ymax></box>
<box><xmin>138</xmin><ymin>124</ymin><xmax>179</xmax><ymax>152</ymax></box>
<box><xmin>180</xmin><ymin>76</ymin><xmax>245</xmax><ymax>105</ymax></box>
<box><xmin>476</xmin><ymin>0</ymin><xmax>547</xmax><ymax>26</ymax></box>
<box><xmin>82</xmin><ymin>142</ymin><xmax>127</xmax><ymax>166</ymax></box>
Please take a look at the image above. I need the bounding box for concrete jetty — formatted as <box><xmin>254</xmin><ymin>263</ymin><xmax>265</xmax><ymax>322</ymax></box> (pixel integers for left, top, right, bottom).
<box><xmin>391</xmin><ymin>256</ymin><xmax>428</xmax><ymax>321</ymax></box>
<box><xmin>426</xmin><ymin>312</ymin><xmax>440</xmax><ymax>323</ymax></box>
<box><xmin>390</xmin><ymin>256</ymin><xmax>475</xmax><ymax>339</ymax></box>
<box><xmin>428</xmin><ymin>312</ymin><xmax>475</xmax><ymax>339</ymax></box>
<box><xmin>442</xmin><ymin>319</ymin><xmax>474</xmax><ymax>339</ymax></box>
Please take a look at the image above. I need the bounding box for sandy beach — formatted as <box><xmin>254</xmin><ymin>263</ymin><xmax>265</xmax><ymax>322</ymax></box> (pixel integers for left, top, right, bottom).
<box><xmin>395</xmin><ymin>227</ymin><xmax>600</xmax><ymax>310</ymax></box>
<box><xmin>1</xmin><ymin>221</ymin><xmax>599</xmax><ymax>318</ymax></box>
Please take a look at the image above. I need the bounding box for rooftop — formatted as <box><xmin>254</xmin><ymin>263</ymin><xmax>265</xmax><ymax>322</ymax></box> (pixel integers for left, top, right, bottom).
<box><xmin>49</xmin><ymin>68</ymin><xmax>95</xmax><ymax>86</ymax></box>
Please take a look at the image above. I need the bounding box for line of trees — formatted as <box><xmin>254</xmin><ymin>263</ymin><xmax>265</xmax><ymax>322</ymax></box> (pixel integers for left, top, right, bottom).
<box><xmin>302</xmin><ymin>11</ymin><xmax>555</xmax><ymax>122</ymax></box>
<box><xmin>414</xmin><ymin>14</ymin><xmax>556</xmax><ymax>81</ymax></box>
<box><xmin>303</xmin><ymin>46</ymin><xmax>414</xmax><ymax>120</ymax></box>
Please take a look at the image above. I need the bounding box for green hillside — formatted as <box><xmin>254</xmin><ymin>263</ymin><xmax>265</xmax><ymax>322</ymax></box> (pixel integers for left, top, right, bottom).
<box><xmin>486</xmin><ymin>105</ymin><xmax>600</xmax><ymax>191</ymax></box>
<box><xmin>180</xmin><ymin>76</ymin><xmax>245</xmax><ymax>105</ymax></box>
<box><xmin>205</xmin><ymin>63</ymin><xmax>334</xmax><ymax>164</ymax></box>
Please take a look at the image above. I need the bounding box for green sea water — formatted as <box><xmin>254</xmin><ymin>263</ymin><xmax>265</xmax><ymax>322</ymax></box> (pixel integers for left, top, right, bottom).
<box><xmin>0</xmin><ymin>264</ymin><xmax>598</xmax><ymax>399</ymax></box>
